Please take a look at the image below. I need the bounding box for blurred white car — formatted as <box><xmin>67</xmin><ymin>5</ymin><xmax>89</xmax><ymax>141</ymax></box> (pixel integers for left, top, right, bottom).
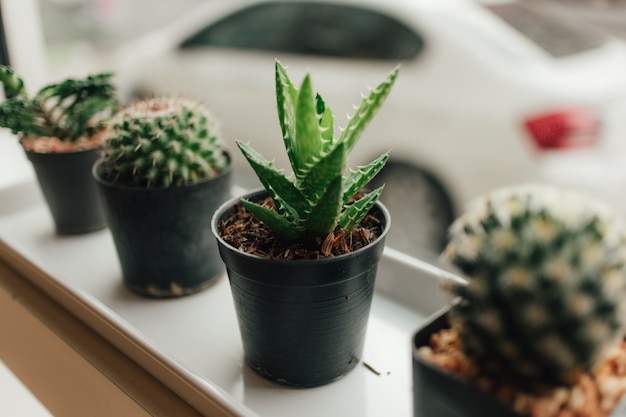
<box><xmin>111</xmin><ymin>0</ymin><xmax>626</xmax><ymax>256</ymax></box>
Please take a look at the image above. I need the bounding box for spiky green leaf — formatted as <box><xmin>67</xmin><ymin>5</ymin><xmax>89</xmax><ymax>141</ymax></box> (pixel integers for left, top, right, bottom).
<box><xmin>294</xmin><ymin>74</ymin><xmax>323</xmax><ymax>177</ymax></box>
<box><xmin>275</xmin><ymin>61</ymin><xmax>299</xmax><ymax>173</ymax></box>
<box><xmin>339</xmin><ymin>186</ymin><xmax>384</xmax><ymax>231</ymax></box>
<box><xmin>342</xmin><ymin>150</ymin><xmax>390</xmax><ymax>204</ymax></box>
<box><xmin>306</xmin><ymin>176</ymin><xmax>343</xmax><ymax>237</ymax></box>
<box><xmin>339</xmin><ymin>66</ymin><xmax>399</xmax><ymax>153</ymax></box>
<box><xmin>241</xmin><ymin>199</ymin><xmax>301</xmax><ymax>243</ymax></box>
<box><xmin>316</xmin><ymin>93</ymin><xmax>334</xmax><ymax>154</ymax></box>
<box><xmin>237</xmin><ymin>141</ymin><xmax>309</xmax><ymax>216</ymax></box>
<box><xmin>299</xmin><ymin>142</ymin><xmax>346</xmax><ymax>203</ymax></box>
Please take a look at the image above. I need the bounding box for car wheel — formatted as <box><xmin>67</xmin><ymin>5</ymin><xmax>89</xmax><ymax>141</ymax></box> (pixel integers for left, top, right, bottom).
<box><xmin>369</xmin><ymin>161</ymin><xmax>455</xmax><ymax>258</ymax></box>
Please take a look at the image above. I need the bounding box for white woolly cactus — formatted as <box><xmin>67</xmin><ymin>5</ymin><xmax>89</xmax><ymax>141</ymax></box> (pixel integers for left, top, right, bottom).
<box><xmin>101</xmin><ymin>97</ymin><xmax>228</xmax><ymax>187</ymax></box>
<box><xmin>442</xmin><ymin>184</ymin><xmax>626</xmax><ymax>388</ymax></box>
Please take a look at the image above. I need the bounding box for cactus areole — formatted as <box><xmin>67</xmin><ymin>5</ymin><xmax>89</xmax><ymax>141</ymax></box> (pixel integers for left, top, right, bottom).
<box><xmin>442</xmin><ymin>184</ymin><xmax>626</xmax><ymax>388</ymax></box>
<box><xmin>99</xmin><ymin>97</ymin><xmax>229</xmax><ymax>188</ymax></box>
<box><xmin>220</xmin><ymin>61</ymin><xmax>398</xmax><ymax>257</ymax></box>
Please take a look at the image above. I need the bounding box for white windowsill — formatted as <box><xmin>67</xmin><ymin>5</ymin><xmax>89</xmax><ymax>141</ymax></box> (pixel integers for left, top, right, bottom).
<box><xmin>0</xmin><ymin>143</ymin><xmax>454</xmax><ymax>416</ymax></box>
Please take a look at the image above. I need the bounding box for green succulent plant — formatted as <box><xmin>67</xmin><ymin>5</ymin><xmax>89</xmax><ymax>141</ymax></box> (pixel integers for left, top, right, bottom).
<box><xmin>441</xmin><ymin>184</ymin><xmax>626</xmax><ymax>388</ymax></box>
<box><xmin>100</xmin><ymin>96</ymin><xmax>228</xmax><ymax>188</ymax></box>
<box><xmin>0</xmin><ymin>66</ymin><xmax>117</xmax><ymax>142</ymax></box>
<box><xmin>237</xmin><ymin>61</ymin><xmax>398</xmax><ymax>243</ymax></box>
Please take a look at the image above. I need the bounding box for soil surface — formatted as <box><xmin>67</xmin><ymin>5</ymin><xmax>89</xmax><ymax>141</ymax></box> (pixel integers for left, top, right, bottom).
<box><xmin>20</xmin><ymin>131</ymin><xmax>105</xmax><ymax>153</ymax></box>
<box><xmin>218</xmin><ymin>196</ymin><xmax>385</xmax><ymax>260</ymax></box>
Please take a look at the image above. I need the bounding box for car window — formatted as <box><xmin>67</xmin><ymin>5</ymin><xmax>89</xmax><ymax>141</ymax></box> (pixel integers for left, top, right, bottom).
<box><xmin>294</xmin><ymin>3</ymin><xmax>423</xmax><ymax>60</ymax></box>
<box><xmin>180</xmin><ymin>2</ymin><xmax>423</xmax><ymax>61</ymax></box>
<box><xmin>180</xmin><ymin>3</ymin><xmax>299</xmax><ymax>52</ymax></box>
<box><xmin>484</xmin><ymin>3</ymin><xmax>609</xmax><ymax>58</ymax></box>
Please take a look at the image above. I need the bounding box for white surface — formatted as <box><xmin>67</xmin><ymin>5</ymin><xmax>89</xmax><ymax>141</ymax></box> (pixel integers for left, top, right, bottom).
<box><xmin>0</xmin><ymin>360</ymin><xmax>53</xmax><ymax>417</ymax></box>
<box><xmin>0</xmin><ymin>131</ymin><xmax>41</xmax><ymax>218</ymax></box>
<box><xmin>0</xmin><ymin>131</ymin><xmax>34</xmax><ymax>190</ymax></box>
<box><xmin>0</xmin><ymin>0</ymin><xmax>49</xmax><ymax>91</ymax></box>
<box><xmin>0</xmin><ymin>197</ymin><xmax>452</xmax><ymax>417</ymax></box>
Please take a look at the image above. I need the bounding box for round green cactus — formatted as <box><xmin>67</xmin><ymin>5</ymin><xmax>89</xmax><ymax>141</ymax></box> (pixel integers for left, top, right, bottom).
<box><xmin>101</xmin><ymin>97</ymin><xmax>228</xmax><ymax>187</ymax></box>
<box><xmin>442</xmin><ymin>184</ymin><xmax>626</xmax><ymax>387</ymax></box>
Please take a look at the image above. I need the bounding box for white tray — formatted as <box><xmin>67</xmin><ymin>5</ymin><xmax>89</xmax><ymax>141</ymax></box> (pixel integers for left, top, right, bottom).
<box><xmin>0</xmin><ymin>191</ymin><xmax>456</xmax><ymax>417</ymax></box>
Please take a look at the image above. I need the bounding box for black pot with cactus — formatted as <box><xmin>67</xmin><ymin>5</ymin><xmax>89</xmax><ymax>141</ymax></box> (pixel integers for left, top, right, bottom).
<box><xmin>413</xmin><ymin>184</ymin><xmax>626</xmax><ymax>417</ymax></box>
<box><xmin>211</xmin><ymin>61</ymin><xmax>397</xmax><ymax>387</ymax></box>
<box><xmin>0</xmin><ymin>66</ymin><xmax>117</xmax><ymax>234</ymax></box>
<box><xmin>94</xmin><ymin>97</ymin><xmax>232</xmax><ymax>297</ymax></box>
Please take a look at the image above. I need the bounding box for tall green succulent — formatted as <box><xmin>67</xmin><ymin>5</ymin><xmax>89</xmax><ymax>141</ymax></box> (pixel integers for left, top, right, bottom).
<box><xmin>441</xmin><ymin>184</ymin><xmax>626</xmax><ymax>388</ymax></box>
<box><xmin>237</xmin><ymin>61</ymin><xmax>398</xmax><ymax>243</ymax></box>
<box><xmin>0</xmin><ymin>66</ymin><xmax>117</xmax><ymax>141</ymax></box>
<box><xmin>100</xmin><ymin>96</ymin><xmax>228</xmax><ymax>188</ymax></box>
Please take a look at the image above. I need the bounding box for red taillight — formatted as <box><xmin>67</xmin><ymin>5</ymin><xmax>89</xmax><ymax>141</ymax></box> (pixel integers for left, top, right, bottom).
<box><xmin>524</xmin><ymin>108</ymin><xmax>600</xmax><ymax>150</ymax></box>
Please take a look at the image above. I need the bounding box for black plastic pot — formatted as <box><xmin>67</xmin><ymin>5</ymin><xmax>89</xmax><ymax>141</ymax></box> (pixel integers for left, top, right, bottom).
<box><xmin>25</xmin><ymin>147</ymin><xmax>106</xmax><ymax>234</ymax></box>
<box><xmin>94</xmin><ymin>158</ymin><xmax>232</xmax><ymax>298</ymax></box>
<box><xmin>413</xmin><ymin>310</ymin><xmax>519</xmax><ymax>417</ymax></box>
<box><xmin>413</xmin><ymin>310</ymin><xmax>626</xmax><ymax>417</ymax></box>
<box><xmin>212</xmin><ymin>190</ymin><xmax>390</xmax><ymax>387</ymax></box>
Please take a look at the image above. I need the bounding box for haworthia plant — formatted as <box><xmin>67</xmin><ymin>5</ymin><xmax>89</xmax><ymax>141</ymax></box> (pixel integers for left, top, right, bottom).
<box><xmin>237</xmin><ymin>61</ymin><xmax>398</xmax><ymax>242</ymax></box>
<box><xmin>442</xmin><ymin>184</ymin><xmax>626</xmax><ymax>388</ymax></box>
<box><xmin>0</xmin><ymin>66</ymin><xmax>117</xmax><ymax>141</ymax></box>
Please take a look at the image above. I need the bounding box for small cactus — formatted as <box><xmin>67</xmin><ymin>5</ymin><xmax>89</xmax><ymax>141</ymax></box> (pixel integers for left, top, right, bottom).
<box><xmin>237</xmin><ymin>61</ymin><xmax>397</xmax><ymax>243</ymax></box>
<box><xmin>442</xmin><ymin>184</ymin><xmax>626</xmax><ymax>388</ymax></box>
<box><xmin>100</xmin><ymin>97</ymin><xmax>228</xmax><ymax>187</ymax></box>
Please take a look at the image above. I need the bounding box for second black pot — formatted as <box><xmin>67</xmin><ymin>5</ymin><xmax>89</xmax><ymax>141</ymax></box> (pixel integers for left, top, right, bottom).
<box><xmin>212</xmin><ymin>190</ymin><xmax>390</xmax><ymax>387</ymax></box>
<box><xmin>94</xmin><ymin>159</ymin><xmax>232</xmax><ymax>298</ymax></box>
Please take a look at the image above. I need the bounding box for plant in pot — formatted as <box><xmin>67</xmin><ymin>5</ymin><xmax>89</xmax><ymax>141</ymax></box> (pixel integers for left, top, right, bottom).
<box><xmin>0</xmin><ymin>66</ymin><xmax>117</xmax><ymax>234</ymax></box>
<box><xmin>93</xmin><ymin>96</ymin><xmax>232</xmax><ymax>297</ymax></box>
<box><xmin>211</xmin><ymin>61</ymin><xmax>398</xmax><ymax>387</ymax></box>
<box><xmin>414</xmin><ymin>184</ymin><xmax>626</xmax><ymax>417</ymax></box>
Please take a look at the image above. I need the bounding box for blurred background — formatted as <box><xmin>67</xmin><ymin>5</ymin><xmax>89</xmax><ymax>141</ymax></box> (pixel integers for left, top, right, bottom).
<box><xmin>38</xmin><ymin>0</ymin><xmax>626</xmax><ymax>72</ymax></box>
<box><xmin>3</xmin><ymin>3</ymin><xmax>626</xmax><ymax>415</ymax></box>
<box><xmin>8</xmin><ymin>0</ymin><xmax>626</xmax><ymax>260</ymax></box>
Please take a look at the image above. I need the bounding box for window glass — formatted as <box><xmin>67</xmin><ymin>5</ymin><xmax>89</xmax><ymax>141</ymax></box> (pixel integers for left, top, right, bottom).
<box><xmin>485</xmin><ymin>3</ymin><xmax>609</xmax><ymax>58</ymax></box>
<box><xmin>181</xmin><ymin>2</ymin><xmax>423</xmax><ymax>61</ymax></box>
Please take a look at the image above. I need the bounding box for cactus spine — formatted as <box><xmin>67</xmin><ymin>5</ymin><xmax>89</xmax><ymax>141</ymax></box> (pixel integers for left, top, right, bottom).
<box><xmin>442</xmin><ymin>184</ymin><xmax>626</xmax><ymax>387</ymax></box>
<box><xmin>101</xmin><ymin>97</ymin><xmax>227</xmax><ymax>187</ymax></box>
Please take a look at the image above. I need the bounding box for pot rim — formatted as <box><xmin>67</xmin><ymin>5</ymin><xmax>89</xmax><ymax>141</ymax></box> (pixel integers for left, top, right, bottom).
<box><xmin>211</xmin><ymin>187</ymin><xmax>391</xmax><ymax>266</ymax></box>
<box><xmin>22</xmin><ymin>146</ymin><xmax>102</xmax><ymax>160</ymax></box>
<box><xmin>23</xmin><ymin>146</ymin><xmax>102</xmax><ymax>156</ymax></box>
